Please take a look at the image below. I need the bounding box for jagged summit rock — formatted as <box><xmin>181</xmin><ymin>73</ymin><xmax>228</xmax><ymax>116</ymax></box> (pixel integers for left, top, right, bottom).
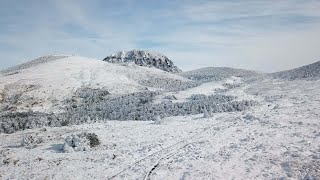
<box><xmin>103</xmin><ymin>49</ymin><xmax>182</xmax><ymax>73</ymax></box>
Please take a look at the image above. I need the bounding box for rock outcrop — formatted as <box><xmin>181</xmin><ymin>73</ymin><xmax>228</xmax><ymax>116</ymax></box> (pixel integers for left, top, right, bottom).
<box><xmin>103</xmin><ymin>50</ymin><xmax>182</xmax><ymax>73</ymax></box>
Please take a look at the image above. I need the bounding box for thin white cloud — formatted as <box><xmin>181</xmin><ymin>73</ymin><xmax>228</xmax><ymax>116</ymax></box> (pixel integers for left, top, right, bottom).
<box><xmin>180</xmin><ymin>0</ymin><xmax>320</xmax><ymax>22</ymax></box>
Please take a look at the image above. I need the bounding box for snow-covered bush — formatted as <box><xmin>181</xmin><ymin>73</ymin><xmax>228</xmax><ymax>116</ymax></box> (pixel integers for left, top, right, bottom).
<box><xmin>21</xmin><ymin>134</ymin><xmax>44</xmax><ymax>148</ymax></box>
<box><xmin>273</xmin><ymin>104</ymin><xmax>280</xmax><ymax>110</ymax></box>
<box><xmin>85</xmin><ymin>133</ymin><xmax>100</xmax><ymax>148</ymax></box>
<box><xmin>203</xmin><ymin>108</ymin><xmax>210</xmax><ymax>118</ymax></box>
<box><xmin>63</xmin><ymin>134</ymin><xmax>90</xmax><ymax>153</ymax></box>
<box><xmin>0</xmin><ymin>111</ymin><xmax>62</xmax><ymax>133</ymax></box>
<box><xmin>0</xmin><ymin>90</ymin><xmax>4</xmax><ymax>103</ymax></box>
<box><xmin>63</xmin><ymin>133</ymin><xmax>100</xmax><ymax>153</ymax></box>
<box><xmin>153</xmin><ymin>116</ymin><xmax>162</xmax><ymax>125</ymax></box>
<box><xmin>0</xmin><ymin>149</ymin><xmax>18</xmax><ymax>166</ymax></box>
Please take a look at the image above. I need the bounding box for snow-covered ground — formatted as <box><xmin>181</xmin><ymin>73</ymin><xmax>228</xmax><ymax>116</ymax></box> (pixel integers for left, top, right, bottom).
<box><xmin>1</xmin><ymin>78</ymin><xmax>319</xmax><ymax>179</ymax></box>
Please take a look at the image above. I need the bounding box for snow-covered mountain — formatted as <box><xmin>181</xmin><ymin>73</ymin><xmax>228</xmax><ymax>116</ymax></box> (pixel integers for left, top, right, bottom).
<box><xmin>1</xmin><ymin>54</ymin><xmax>320</xmax><ymax>179</ymax></box>
<box><xmin>1</xmin><ymin>56</ymin><xmax>320</xmax><ymax>134</ymax></box>
<box><xmin>271</xmin><ymin>60</ymin><xmax>320</xmax><ymax>80</ymax></box>
<box><xmin>0</xmin><ymin>55</ymin><xmax>258</xmax><ymax>133</ymax></box>
<box><xmin>0</xmin><ymin>55</ymin><xmax>188</xmax><ymax>113</ymax></box>
<box><xmin>103</xmin><ymin>49</ymin><xmax>182</xmax><ymax>73</ymax></box>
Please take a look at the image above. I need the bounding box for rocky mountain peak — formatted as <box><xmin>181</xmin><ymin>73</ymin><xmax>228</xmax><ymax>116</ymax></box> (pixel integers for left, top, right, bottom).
<box><xmin>103</xmin><ymin>50</ymin><xmax>182</xmax><ymax>73</ymax></box>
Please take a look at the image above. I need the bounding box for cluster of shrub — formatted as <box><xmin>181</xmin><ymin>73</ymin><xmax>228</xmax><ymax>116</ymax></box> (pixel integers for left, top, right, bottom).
<box><xmin>0</xmin><ymin>87</ymin><xmax>257</xmax><ymax>133</ymax></box>
<box><xmin>63</xmin><ymin>88</ymin><xmax>257</xmax><ymax>121</ymax></box>
<box><xmin>137</xmin><ymin>77</ymin><xmax>200</xmax><ymax>91</ymax></box>
<box><xmin>0</xmin><ymin>111</ymin><xmax>67</xmax><ymax>134</ymax></box>
<box><xmin>63</xmin><ymin>132</ymin><xmax>100</xmax><ymax>153</ymax></box>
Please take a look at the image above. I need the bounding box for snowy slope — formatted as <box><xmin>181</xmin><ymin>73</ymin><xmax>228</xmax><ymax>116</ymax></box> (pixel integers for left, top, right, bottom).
<box><xmin>0</xmin><ymin>56</ymin><xmax>189</xmax><ymax>113</ymax></box>
<box><xmin>271</xmin><ymin>61</ymin><xmax>320</xmax><ymax>80</ymax></box>
<box><xmin>0</xmin><ymin>55</ymin><xmax>68</xmax><ymax>77</ymax></box>
<box><xmin>103</xmin><ymin>49</ymin><xmax>182</xmax><ymax>73</ymax></box>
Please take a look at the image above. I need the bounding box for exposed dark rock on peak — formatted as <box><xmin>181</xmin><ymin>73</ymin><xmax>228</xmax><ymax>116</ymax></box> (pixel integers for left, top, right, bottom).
<box><xmin>103</xmin><ymin>50</ymin><xmax>182</xmax><ymax>73</ymax></box>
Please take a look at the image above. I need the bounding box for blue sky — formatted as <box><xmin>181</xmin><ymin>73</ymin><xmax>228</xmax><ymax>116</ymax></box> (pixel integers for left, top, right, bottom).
<box><xmin>1</xmin><ymin>0</ymin><xmax>320</xmax><ymax>72</ymax></box>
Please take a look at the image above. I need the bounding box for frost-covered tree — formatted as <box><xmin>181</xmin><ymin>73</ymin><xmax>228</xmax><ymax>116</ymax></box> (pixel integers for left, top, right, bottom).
<box><xmin>153</xmin><ymin>115</ymin><xmax>162</xmax><ymax>125</ymax></box>
<box><xmin>203</xmin><ymin>107</ymin><xmax>210</xmax><ymax>118</ymax></box>
<box><xmin>0</xmin><ymin>86</ymin><xmax>258</xmax><ymax>133</ymax></box>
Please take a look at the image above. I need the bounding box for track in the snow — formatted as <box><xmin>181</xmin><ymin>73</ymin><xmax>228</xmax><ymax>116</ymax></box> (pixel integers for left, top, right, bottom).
<box><xmin>108</xmin><ymin>121</ymin><xmax>236</xmax><ymax>179</ymax></box>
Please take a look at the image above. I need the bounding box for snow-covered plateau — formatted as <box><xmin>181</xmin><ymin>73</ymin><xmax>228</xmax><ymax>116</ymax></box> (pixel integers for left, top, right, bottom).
<box><xmin>0</xmin><ymin>54</ymin><xmax>319</xmax><ymax>180</ymax></box>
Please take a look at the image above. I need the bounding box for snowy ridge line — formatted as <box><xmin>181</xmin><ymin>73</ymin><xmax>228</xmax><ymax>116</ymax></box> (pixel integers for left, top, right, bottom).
<box><xmin>0</xmin><ymin>55</ymin><xmax>68</xmax><ymax>76</ymax></box>
<box><xmin>108</xmin><ymin>121</ymin><xmax>234</xmax><ymax>179</ymax></box>
<box><xmin>271</xmin><ymin>60</ymin><xmax>320</xmax><ymax>80</ymax></box>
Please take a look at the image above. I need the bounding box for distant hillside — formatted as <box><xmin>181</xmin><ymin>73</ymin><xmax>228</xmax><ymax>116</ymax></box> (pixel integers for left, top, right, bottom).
<box><xmin>180</xmin><ymin>67</ymin><xmax>262</xmax><ymax>82</ymax></box>
<box><xmin>103</xmin><ymin>49</ymin><xmax>182</xmax><ymax>73</ymax></box>
<box><xmin>271</xmin><ymin>61</ymin><xmax>320</xmax><ymax>80</ymax></box>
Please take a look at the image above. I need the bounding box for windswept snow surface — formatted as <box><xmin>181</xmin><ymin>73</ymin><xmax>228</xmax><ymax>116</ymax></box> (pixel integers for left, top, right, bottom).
<box><xmin>1</xmin><ymin>78</ymin><xmax>319</xmax><ymax>179</ymax></box>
